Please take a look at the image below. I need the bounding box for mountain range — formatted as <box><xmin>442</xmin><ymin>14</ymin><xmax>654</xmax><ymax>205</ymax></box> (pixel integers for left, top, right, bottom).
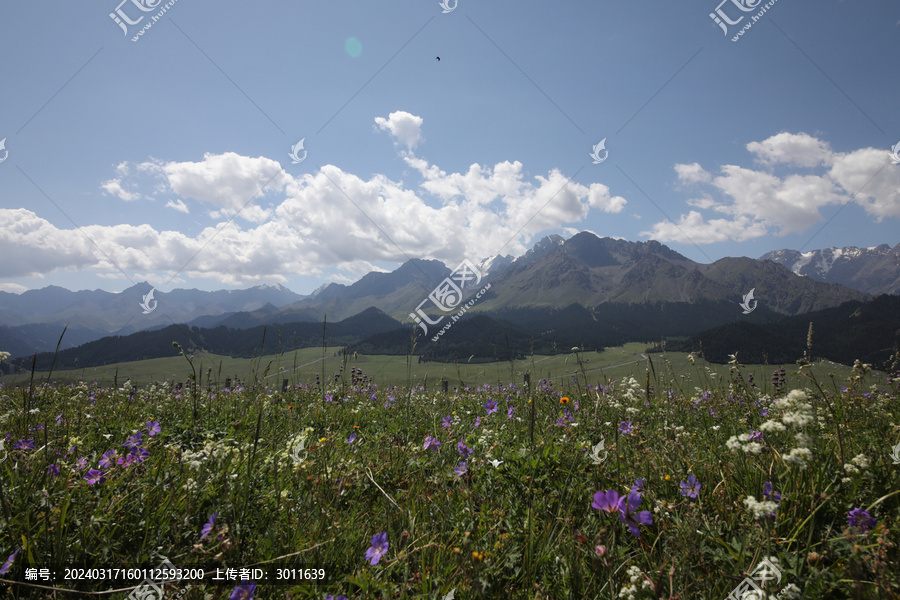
<box><xmin>1</xmin><ymin>233</ymin><xmax>896</xmax><ymax>368</ymax></box>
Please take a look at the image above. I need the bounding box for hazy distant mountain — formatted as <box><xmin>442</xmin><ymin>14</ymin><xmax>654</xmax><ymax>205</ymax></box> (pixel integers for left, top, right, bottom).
<box><xmin>0</xmin><ymin>282</ymin><xmax>307</xmax><ymax>356</ymax></box>
<box><xmin>760</xmin><ymin>243</ymin><xmax>900</xmax><ymax>295</ymax></box>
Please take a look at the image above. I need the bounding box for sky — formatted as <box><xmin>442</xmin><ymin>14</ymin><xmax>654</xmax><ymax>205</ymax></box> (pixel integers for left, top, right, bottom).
<box><xmin>1</xmin><ymin>0</ymin><xmax>899</xmax><ymax>296</ymax></box>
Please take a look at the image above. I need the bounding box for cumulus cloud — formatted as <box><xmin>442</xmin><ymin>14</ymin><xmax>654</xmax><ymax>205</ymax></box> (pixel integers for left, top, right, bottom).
<box><xmin>100</xmin><ymin>178</ymin><xmax>142</xmax><ymax>201</ymax></box>
<box><xmin>374</xmin><ymin>110</ymin><xmax>424</xmax><ymax>151</ymax></box>
<box><xmin>11</xmin><ymin>112</ymin><xmax>627</xmax><ymax>286</ymax></box>
<box><xmin>645</xmin><ymin>132</ymin><xmax>900</xmax><ymax>244</ymax></box>
<box><xmin>165</xmin><ymin>199</ymin><xmax>189</xmax><ymax>214</ymax></box>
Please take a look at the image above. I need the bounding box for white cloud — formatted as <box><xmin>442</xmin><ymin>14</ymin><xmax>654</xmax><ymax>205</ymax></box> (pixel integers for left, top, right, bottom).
<box><xmin>100</xmin><ymin>178</ymin><xmax>142</xmax><ymax>201</ymax></box>
<box><xmin>647</xmin><ymin>133</ymin><xmax>900</xmax><ymax>244</ymax></box>
<box><xmin>165</xmin><ymin>199</ymin><xmax>189</xmax><ymax>214</ymax></box>
<box><xmin>374</xmin><ymin>110</ymin><xmax>424</xmax><ymax>151</ymax></box>
<box><xmin>747</xmin><ymin>132</ymin><xmax>833</xmax><ymax>167</ymax></box>
<box><xmin>675</xmin><ymin>163</ymin><xmax>711</xmax><ymax>184</ymax></box>
<box><xmin>140</xmin><ymin>152</ymin><xmax>289</xmax><ymax>221</ymax></box>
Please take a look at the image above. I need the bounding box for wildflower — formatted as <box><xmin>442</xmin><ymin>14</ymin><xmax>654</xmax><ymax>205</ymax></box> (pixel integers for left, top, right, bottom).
<box><xmin>631</xmin><ymin>478</ymin><xmax>645</xmax><ymax>494</ymax></box>
<box><xmin>56</xmin><ymin>414</ymin><xmax>64</xmax><ymax>424</ymax></box>
<box><xmin>74</xmin><ymin>457</ymin><xmax>88</xmax><ymax>470</ymax></box>
<box><xmin>123</xmin><ymin>433</ymin><xmax>143</xmax><ymax>449</ymax></box>
<box><xmin>619</xmin><ymin>493</ymin><xmax>653</xmax><ymax>537</ymax></box>
<box><xmin>442</xmin><ymin>415</ymin><xmax>453</xmax><ymax>428</ymax></box>
<box><xmin>474</xmin><ymin>416</ymin><xmax>481</xmax><ymax>428</ymax></box>
<box><xmin>680</xmin><ymin>475</ymin><xmax>700</xmax><ymax>499</ymax></box>
<box><xmin>457</xmin><ymin>440</ymin><xmax>473</xmax><ymax>459</ymax></box>
<box><xmin>326</xmin><ymin>596</ymin><xmax>348</xmax><ymax>600</ymax></box>
<box><xmin>560</xmin><ymin>396</ymin><xmax>570</xmax><ymax>404</ymax></box>
<box><xmin>507</xmin><ymin>406</ymin><xmax>515</xmax><ymax>419</ymax></box>
<box><xmin>84</xmin><ymin>469</ymin><xmax>106</xmax><ymax>485</ymax></box>
<box><xmin>725</xmin><ymin>433</ymin><xmax>762</xmax><ymax>455</ymax></box>
<box><xmin>347</xmin><ymin>432</ymin><xmax>357</xmax><ymax>444</ymax></box>
<box><xmin>365</xmin><ymin>532</ymin><xmax>389</xmax><ymax>565</ymax></box>
<box><xmin>0</xmin><ymin>548</ymin><xmax>19</xmax><ymax>575</ymax></box>
<box><xmin>783</xmin><ymin>446</ymin><xmax>812</xmax><ymax>468</ymax></box>
<box><xmin>488</xmin><ymin>459</ymin><xmax>503</xmax><ymax>468</ymax></box>
<box><xmin>619</xmin><ymin>421</ymin><xmax>632</xmax><ymax>435</ymax></box>
<box><xmin>762</xmin><ymin>481</ymin><xmax>781</xmax><ymax>502</ymax></box>
<box><xmin>847</xmin><ymin>507</ymin><xmax>875</xmax><ymax>533</ymax></box>
<box><xmin>483</xmin><ymin>399</ymin><xmax>498</xmax><ymax>415</ymax></box>
<box><xmin>744</xmin><ymin>496</ymin><xmax>778</xmax><ymax>519</ymax></box>
<box><xmin>454</xmin><ymin>462</ymin><xmax>468</xmax><ymax>477</ymax></box>
<box><xmin>200</xmin><ymin>513</ymin><xmax>217</xmax><ymax>540</ymax></box>
<box><xmin>591</xmin><ymin>490</ymin><xmax>623</xmax><ymax>514</ymax></box>
<box><xmin>13</xmin><ymin>439</ymin><xmax>34</xmax><ymax>451</ymax></box>
<box><xmin>748</xmin><ymin>430</ymin><xmax>763</xmax><ymax>442</ymax></box>
<box><xmin>423</xmin><ymin>436</ymin><xmax>441</xmax><ymax>451</ymax></box>
<box><xmin>46</xmin><ymin>464</ymin><xmax>60</xmax><ymax>477</ymax></box>
<box><xmin>99</xmin><ymin>450</ymin><xmax>118</xmax><ymax>469</ymax></box>
<box><xmin>146</xmin><ymin>421</ymin><xmax>161</xmax><ymax>436</ymax></box>
<box><xmin>230</xmin><ymin>580</ymin><xmax>256</xmax><ymax>600</ymax></box>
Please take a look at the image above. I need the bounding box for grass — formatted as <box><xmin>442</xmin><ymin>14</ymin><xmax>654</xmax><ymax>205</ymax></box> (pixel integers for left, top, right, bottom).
<box><xmin>0</xmin><ymin>347</ymin><xmax>897</xmax><ymax>599</ymax></box>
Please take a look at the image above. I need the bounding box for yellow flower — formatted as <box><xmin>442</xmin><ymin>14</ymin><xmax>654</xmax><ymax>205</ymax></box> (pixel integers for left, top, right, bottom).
<box><xmin>319</xmin><ymin>437</ymin><xmax>326</xmax><ymax>442</ymax></box>
<box><xmin>560</xmin><ymin>397</ymin><xmax>570</xmax><ymax>404</ymax></box>
<box><xmin>665</xmin><ymin>474</ymin><xmax>671</xmax><ymax>481</ymax></box>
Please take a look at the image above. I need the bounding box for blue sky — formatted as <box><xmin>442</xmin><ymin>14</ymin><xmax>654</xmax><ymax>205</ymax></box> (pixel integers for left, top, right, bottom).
<box><xmin>1</xmin><ymin>0</ymin><xmax>898</xmax><ymax>295</ymax></box>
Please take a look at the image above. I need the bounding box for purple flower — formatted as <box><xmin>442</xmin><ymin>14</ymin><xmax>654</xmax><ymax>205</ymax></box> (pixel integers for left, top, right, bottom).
<box><xmin>748</xmin><ymin>430</ymin><xmax>763</xmax><ymax>443</ymax></box>
<box><xmin>347</xmin><ymin>432</ymin><xmax>357</xmax><ymax>444</ymax></box>
<box><xmin>474</xmin><ymin>416</ymin><xmax>481</xmax><ymax>428</ymax></box>
<box><xmin>325</xmin><ymin>596</ymin><xmax>348</xmax><ymax>600</ymax></box>
<box><xmin>423</xmin><ymin>436</ymin><xmax>441</xmax><ymax>451</ymax></box>
<box><xmin>365</xmin><ymin>531</ymin><xmax>389</xmax><ymax>565</ymax></box>
<box><xmin>46</xmin><ymin>464</ymin><xmax>60</xmax><ymax>477</ymax></box>
<box><xmin>763</xmin><ymin>481</ymin><xmax>781</xmax><ymax>502</ymax></box>
<box><xmin>230</xmin><ymin>580</ymin><xmax>256</xmax><ymax>600</ymax></box>
<box><xmin>619</xmin><ymin>421</ymin><xmax>632</xmax><ymax>435</ymax></box>
<box><xmin>442</xmin><ymin>415</ymin><xmax>453</xmax><ymax>428</ymax></box>
<box><xmin>454</xmin><ymin>461</ymin><xmax>468</xmax><ymax>477</ymax></box>
<box><xmin>0</xmin><ymin>548</ymin><xmax>19</xmax><ymax>575</ymax></box>
<box><xmin>457</xmin><ymin>440</ymin><xmax>473</xmax><ymax>459</ymax></box>
<box><xmin>507</xmin><ymin>406</ymin><xmax>515</xmax><ymax>419</ymax></box>
<box><xmin>631</xmin><ymin>478</ymin><xmax>645</xmax><ymax>495</ymax></box>
<box><xmin>200</xmin><ymin>513</ymin><xmax>217</xmax><ymax>540</ymax></box>
<box><xmin>13</xmin><ymin>439</ymin><xmax>34</xmax><ymax>451</ymax></box>
<box><xmin>84</xmin><ymin>469</ymin><xmax>106</xmax><ymax>485</ymax></box>
<box><xmin>618</xmin><ymin>493</ymin><xmax>653</xmax><ymax>537</ymax></box>
<box><xmin>130</xmin><ymin>446</ymin><xmax>150</xmax><ymax>463</ymax></box>
<box><xmin>483</xmin><ymin>399</ymin><xmax>498</xmax><ymax>415</ymax></box>
<box><xmin>99</xmin><ymin>450</ymin><xmax>118</xmax><ymax>469</ymax></box>
<box><xmin>847</xmin><ymin>508</ymin><xmax>875</xmax><ymax>533</ymax></box>
<box><xmin>56</xmin><ymin>414</ymin><xmax>64</xmax><ymax>424</ymax></box>
<box><xmin>146</xmin><ymin>421</ymin><xmax>161</xmax><ymax>436</ymax></box>
<box><xmin>74</xmin><ymin>457</ymin><xmax>88</xmax><ymax>470</ymax></box>
<box><xmin>680</xmin><ymin>475</ymin><xmax>701</xmax><ymax>499</ymax></box>
<box><xmin>124</xmin><ymin>432</ymin><xmax>143</xmax><ymax>449</ymax></box>
<box><xmin>591</xmin><ymin>490</ymin><xmax>623</xmax><ymax>514</ymax></box>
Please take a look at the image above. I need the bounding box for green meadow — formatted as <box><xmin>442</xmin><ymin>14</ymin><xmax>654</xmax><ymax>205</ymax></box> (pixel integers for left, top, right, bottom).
<box><xmin>0</xmin><ymin>345</ymin><xmax>897</xmax><ymax>598</ymax></box>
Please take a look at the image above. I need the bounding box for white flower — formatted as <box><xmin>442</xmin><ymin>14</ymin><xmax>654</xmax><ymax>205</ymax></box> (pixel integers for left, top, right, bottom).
<box><xmin>743</xmin><ymin>495</ymin><xmax>778</xmax><ymax>519</ymax></box>
<box><xmin>488</xmin><ymin>459</ymin><xmax>503</xmax><ymax>468</ymax></box>
<box><xmin>784</xmin><ymin>447</ymin><xmax>812</xmax><ymax>468</ymax></box>
<box><xmin>851</xmin><ymin>454</ymin><xmax>869</xmax><ymax>469</ymax></box>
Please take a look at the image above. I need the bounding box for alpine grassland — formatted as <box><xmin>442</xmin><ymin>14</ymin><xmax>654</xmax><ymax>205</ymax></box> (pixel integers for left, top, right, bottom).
<box><xmin>0</xmin><ymin>347</ymin><xmax>898</xmax><ymax>599</ymax></box>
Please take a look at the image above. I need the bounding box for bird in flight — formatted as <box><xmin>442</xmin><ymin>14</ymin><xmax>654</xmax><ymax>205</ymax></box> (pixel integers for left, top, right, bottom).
<box><xmin>436</xmin><ymin>56</ymin><xmax>440</xmax><ymax>61</ymax></box>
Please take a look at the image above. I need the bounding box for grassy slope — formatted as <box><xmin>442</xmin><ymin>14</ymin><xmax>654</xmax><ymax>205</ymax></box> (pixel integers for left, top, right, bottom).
<box><xmin>1</xmin><ymin>343</ymin><xmax>883</xmax><ymax>392</ymax></box>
